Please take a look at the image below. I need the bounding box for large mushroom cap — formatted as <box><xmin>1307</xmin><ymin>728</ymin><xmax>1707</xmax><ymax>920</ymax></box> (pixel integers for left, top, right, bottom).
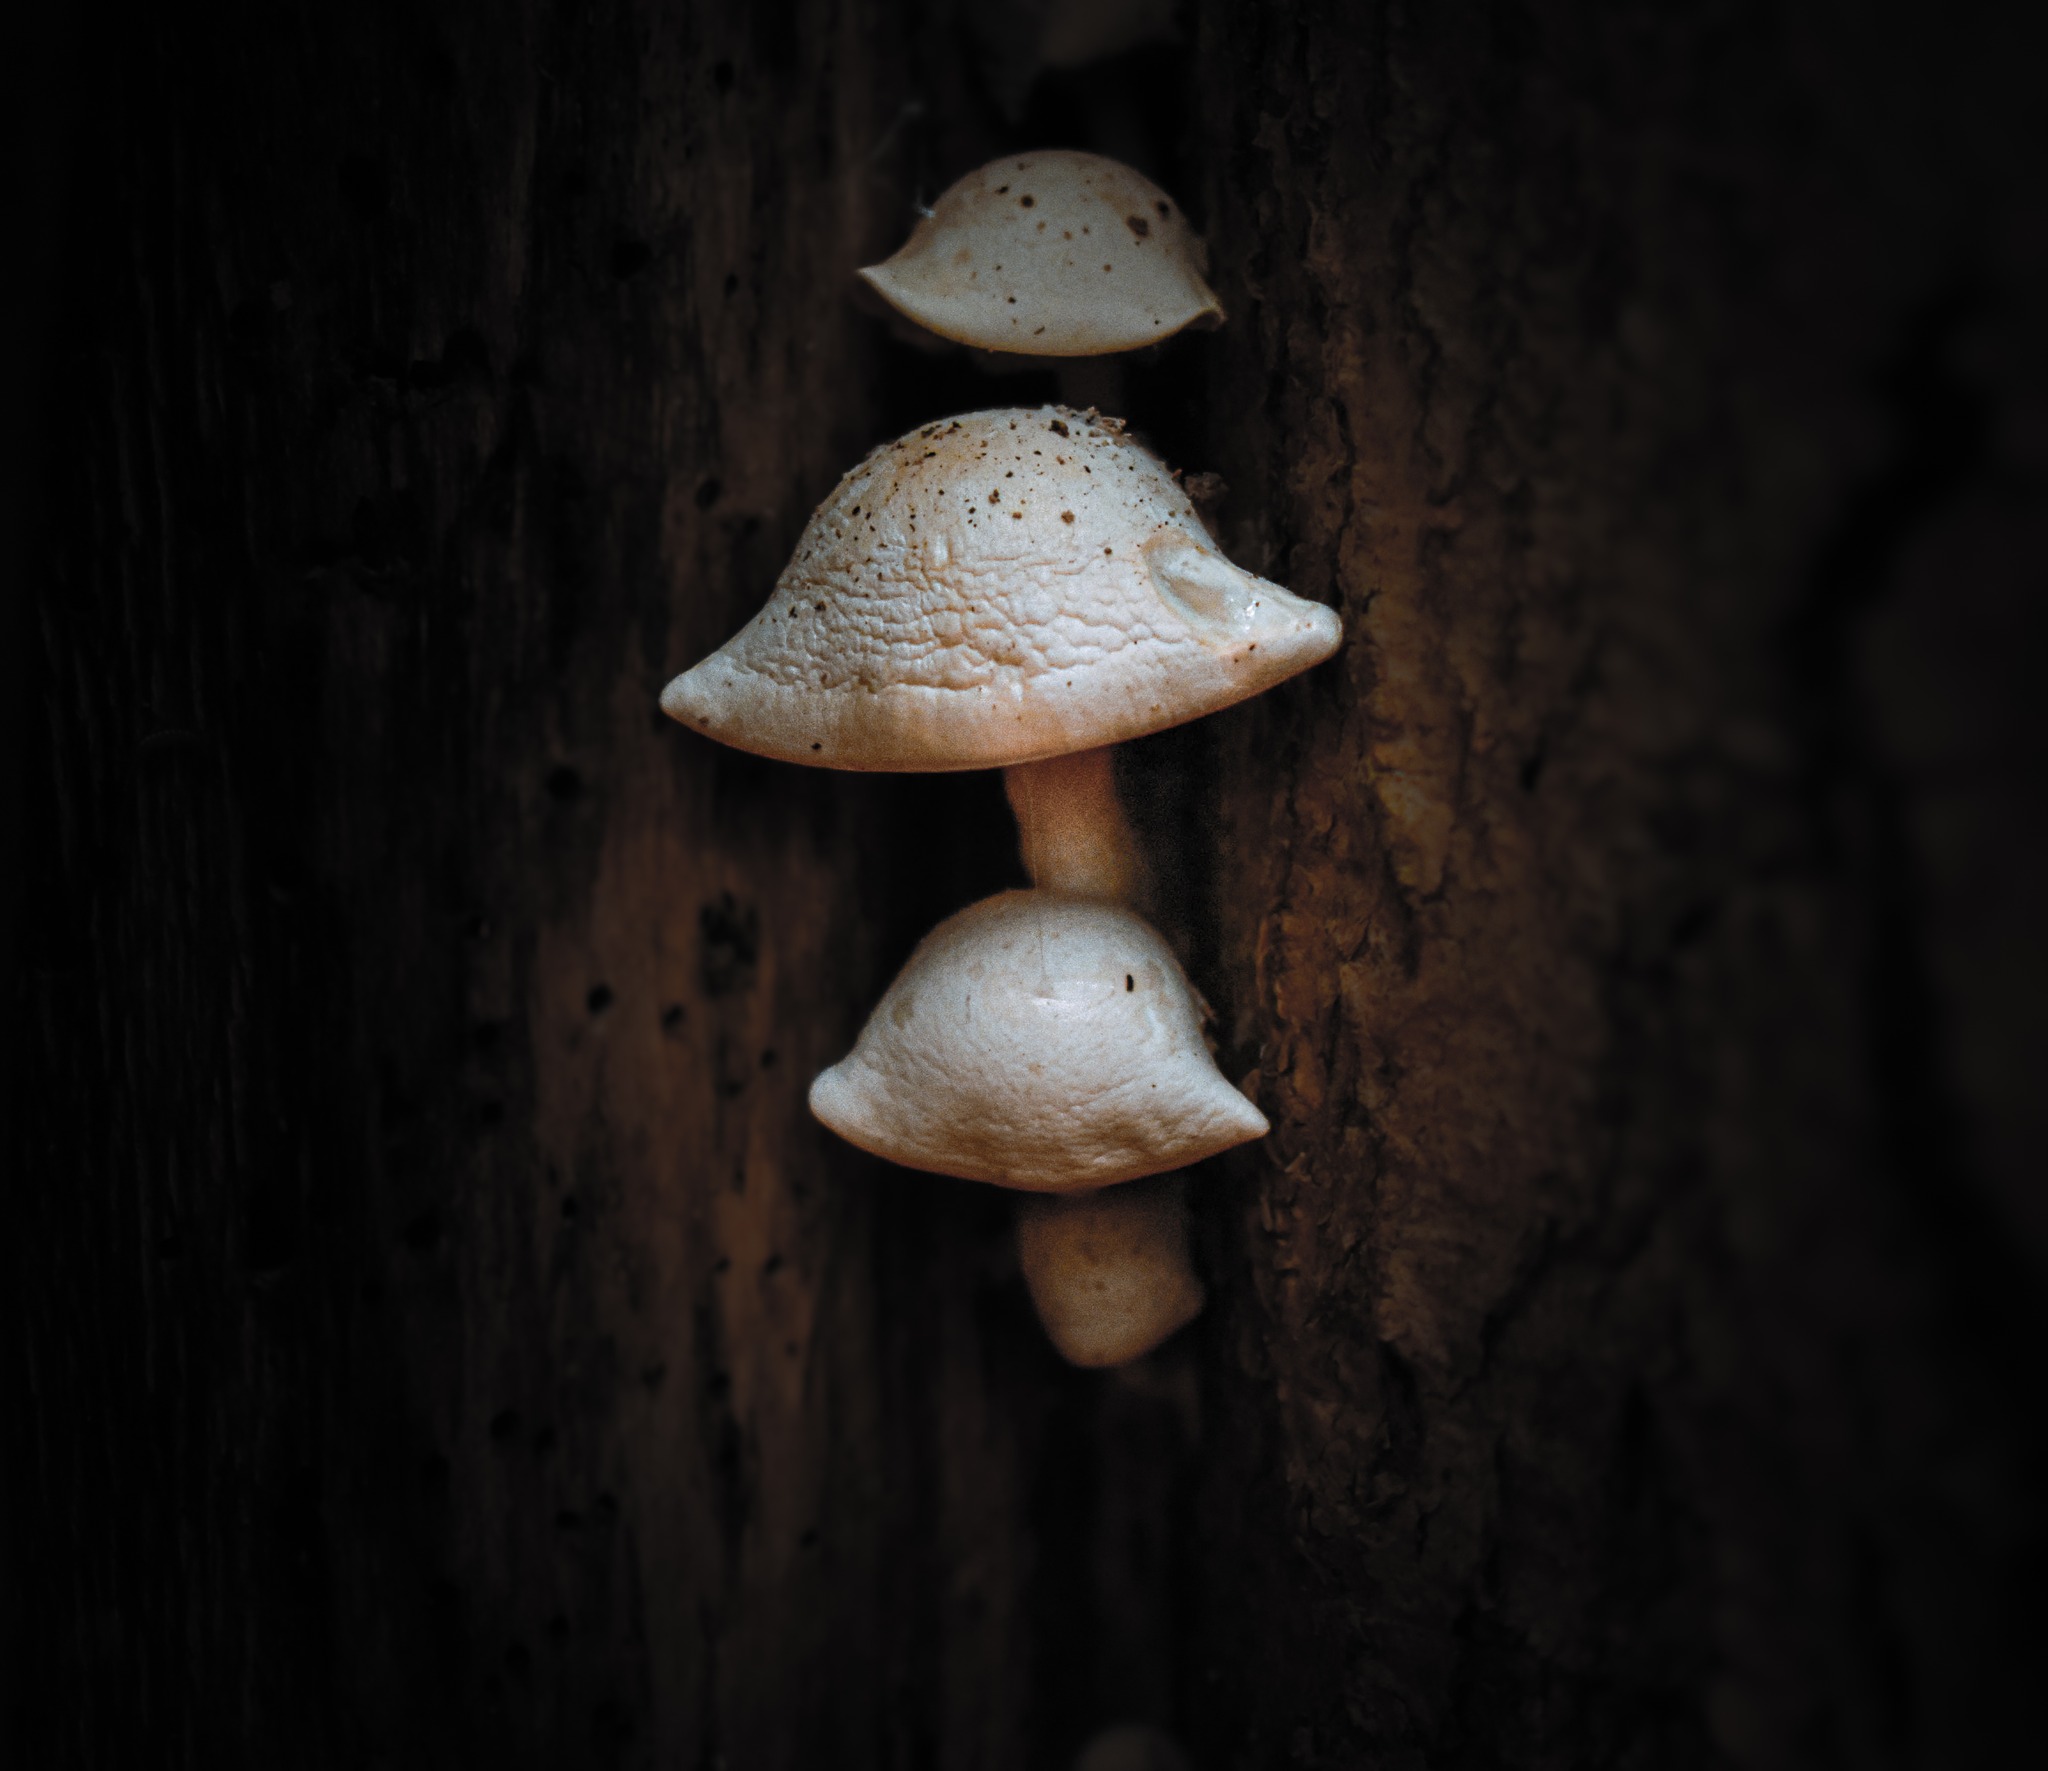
<box><xmin>661</xmin><ymin>406</ymin><xmax>1342</xmax><ymax>771</ymax></box>
<box><xmin>857</xmin><ymin>151</ymin><xmax>1223</xmax><ymax>356</ymax></box>
<box><xmin>808</xmin><ymin>890</ymin><xmax>1268</xmax><ymax>1192</ymax></box>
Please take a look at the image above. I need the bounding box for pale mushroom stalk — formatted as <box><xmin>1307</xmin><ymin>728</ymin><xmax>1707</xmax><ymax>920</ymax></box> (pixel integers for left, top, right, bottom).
<box><xmin>1003</xmin><ymin>746</ymin><xmax>1142</xmax><ymax>903</ymax></box>
<box><xmin>1017</xmin><ymin>1173</ymin><xmax>1204</xmax><ymax>1369</ymax></box>
<box><xmin>1003</xmin><ymin>747</ymin><xmax>1207</xmax><ymax>1367</ymax></box>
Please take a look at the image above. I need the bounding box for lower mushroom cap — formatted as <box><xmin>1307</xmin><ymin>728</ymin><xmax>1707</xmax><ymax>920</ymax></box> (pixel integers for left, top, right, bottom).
<box><xmin>808</xmin><ymin>890</ymin><xmax>1268</xmax><ymax>1191</ymax></box>
<box><xmin>1017</xmin><ymin>1177</ymin><xmax>1204</xmax><ymax>1368</ymax></box>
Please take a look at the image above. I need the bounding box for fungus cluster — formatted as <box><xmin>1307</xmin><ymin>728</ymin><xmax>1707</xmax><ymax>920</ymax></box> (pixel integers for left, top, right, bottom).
<box><xmin>664</xmin><ymin>154</ymin><xmax>1341</xmax><ymax>1365</ymax></box>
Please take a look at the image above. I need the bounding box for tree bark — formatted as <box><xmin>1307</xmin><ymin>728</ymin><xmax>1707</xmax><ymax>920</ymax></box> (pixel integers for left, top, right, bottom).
<box><xmin>1191</xmin><ymin>3</ymin><xmax>2046</xmax><ymax>1766</ymax></box>
<box><xmin>10</xmin><ymin>5</ymin><xmax>1170</xmax><ymax>1765</ymax></box>
<box><xmin>10</xmin><ymin>2</ymin><xmax>2042</xmax><ymax>1769</ymax></box>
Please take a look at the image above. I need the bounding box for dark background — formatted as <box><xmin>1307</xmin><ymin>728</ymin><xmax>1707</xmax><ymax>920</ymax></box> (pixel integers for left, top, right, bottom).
<box><xmin>6</xmin><ymin>2</ymin><xmax>2044</xmax><ymax>1767</ymax></box>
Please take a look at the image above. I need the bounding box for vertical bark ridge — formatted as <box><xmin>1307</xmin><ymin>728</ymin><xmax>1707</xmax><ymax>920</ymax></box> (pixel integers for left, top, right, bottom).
<box><xmin>1192</xmin><ymin>2</ymin><xmax>2044</xmax><ymax>1765</ymax></box>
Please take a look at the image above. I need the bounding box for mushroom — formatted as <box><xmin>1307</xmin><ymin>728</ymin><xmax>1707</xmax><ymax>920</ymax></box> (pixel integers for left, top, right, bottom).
<box><xmin>662</xmin><ymin>406</ymin><xmax>1341</xmax><ymax>1364</ymax></box>
<box><xmin>1017</xmin><ymin>1176</ymin><xmax>1205</xmax><ymax>1369</ymax></box>
<box><xmin>811</xmin><ymin>876</ymin><xmax>1241</xmax><ymax>1367</ymax></box>
<box><xmin>661</xmin><ymin>406</ymin><xmax>1338</xmax><ymax>771</ymax></box>
<box><xmin>857</xmin><ymin>152</ymin><xmax>1224</xmax><ymax>357</ymax></box>
<box><xmin>809</xmin><ymin>891</ymin><xmax>1266</xmax><ymax>1192</ymax></box>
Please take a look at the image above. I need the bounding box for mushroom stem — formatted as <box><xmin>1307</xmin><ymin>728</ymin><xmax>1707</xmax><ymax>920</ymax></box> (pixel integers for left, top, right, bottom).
<box><xmin>1016</xmin><ymin>1173</ymin><xmax>1205</xmax><ymax>1367</ymax></box>
<box><xmin>1005</xmin><ymin>748</ymin><xmax>1208</xmax><ymax>1365</ymax></box>
<box><xmin>1003</xmin><ymin>746</ymin><xmax>1142</xmax><ymax>903</ymax></box>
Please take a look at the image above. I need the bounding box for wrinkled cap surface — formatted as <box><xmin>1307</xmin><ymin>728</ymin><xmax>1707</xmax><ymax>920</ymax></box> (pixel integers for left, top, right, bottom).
<box><xmin>809</xmin><ymin>890</ymin><xmax>1269</xmax><ymax>1192</ymax></box>
<box><xmin>661</xmin><ymin>406</ymin><xmax>1342</xmax><ymax>771</ymax></box>
<box><xmin>858</xmin><ymin>151</ymin><xmax>1222</xmax><ymax>356</ymax></box>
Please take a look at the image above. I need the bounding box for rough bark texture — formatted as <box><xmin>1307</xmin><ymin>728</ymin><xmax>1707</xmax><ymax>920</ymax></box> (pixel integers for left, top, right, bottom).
<box><xmin>9</xmin><ymin>5</ymin><xmax>1191</xmax><ymax>1766</ymax></box>
<box><xmin>9</xmin><ymin>2</ymin><xmax>2042</xmax><ymax>1769</ymax></box>
<box><xmin>1192</xmin><ymin>3</ymin><xmax>2046</xmax><ymax>1767</ymax></box>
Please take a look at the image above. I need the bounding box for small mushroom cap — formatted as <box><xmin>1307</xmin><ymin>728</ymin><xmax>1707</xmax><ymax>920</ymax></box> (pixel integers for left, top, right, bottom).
<box><xmin>857</xmin><ymin>151</ymin><xmax>1223</xmax><ymax>356</ymax></box>
<box><xmin>809</xmin><ymin>890</ymin><xmax>1268</xmax><ymax>1192</ymax></box>
<box><xmin>662</xmin><ymin>407</ymin><xmax>1342</xmax><ymax>771</ymax></box>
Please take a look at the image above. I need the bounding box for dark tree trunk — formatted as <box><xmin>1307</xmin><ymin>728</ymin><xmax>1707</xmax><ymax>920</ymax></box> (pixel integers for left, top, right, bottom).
<box><xmin>1188</xmin><ymin>5</ymin><xmax>2048</xmax><ymax>1765</ymax></box>
<box><xmin>9</xmin><ymin>3</ymin><xmax>2042</xmax><ymax>1769</ymax></box>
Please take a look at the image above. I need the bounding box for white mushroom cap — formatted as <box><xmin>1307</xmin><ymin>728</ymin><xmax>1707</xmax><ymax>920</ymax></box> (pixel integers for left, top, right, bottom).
<box><xmin>808</xmin><ymin>890</ymin><xmax>1268</xmax><ymax>1191</ymax></box>
<box><xmin>662</xmin><ymin>407</ymin><xmax>1342</xmax><ymax>771</ymax></box>
<box><xmin>857</xmin><ymin>152</ymin><xmax>1223</xmax><ymax>356</ymax></box>
<box><xmin>1018</xmin><ymin>1177</ymin><xmax>1204</xmax><ymax>1368</ymax></box>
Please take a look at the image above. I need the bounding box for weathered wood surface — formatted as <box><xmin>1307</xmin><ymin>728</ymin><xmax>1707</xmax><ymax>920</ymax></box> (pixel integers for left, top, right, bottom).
<box><xmin>11</xmin><ymin>2</ymin><xmax>2043</xmax><ymax>1768</ymax></box>
<box><xmin>11</xmin><ymin>4</ymin><xmax>1195</xmax><ymax>1765</ymax></box>
<box><xmin>1192</xmin><ymin>2</ymin><xmax>2046</xmax><ymax>1766</ymax></box>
